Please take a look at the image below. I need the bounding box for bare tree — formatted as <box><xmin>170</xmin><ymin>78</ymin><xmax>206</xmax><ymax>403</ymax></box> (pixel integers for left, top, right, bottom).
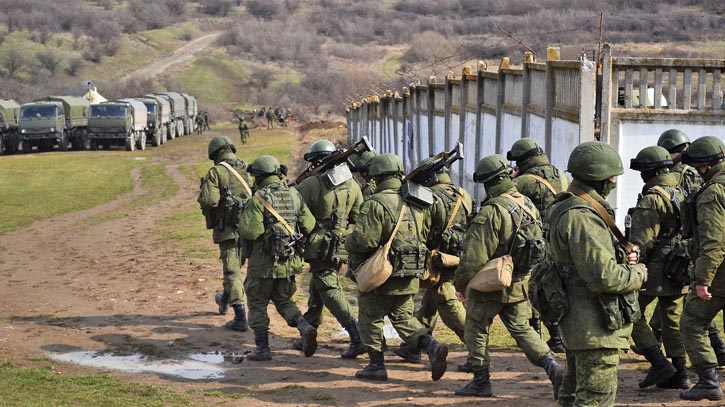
<box><xmin>1</xmin><ymin>46</ymin><xmax>27</xmax><ymax>78</ymax></box>
<box><xmin>36</xmin><ymin>51</ymin><xmax>63</xmax><ymax>75</ymax></box>
<box><xmin>250</xmin><ymin>68</ymin><xmax>273</xmax><ymax>103</ymax></box>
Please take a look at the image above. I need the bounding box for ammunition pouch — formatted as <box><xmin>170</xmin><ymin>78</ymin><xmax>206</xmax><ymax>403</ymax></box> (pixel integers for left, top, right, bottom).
<box><xmin>597</xmin><ymin>291</ymin><xmax>640</xmax><ymax>331</ymax></box>
<box><xmin>663</xmin><ymin>241</ymin><xmax>691</xmax><ymax>288</ymax></box>
<box><xmin>529</xmin><ymin>258</ymin><xmax>571</xmax><ymax>324</ymax></box>
<box><xmin>388</xmin><ymin>244</ymin><xmax>429</xmax><ymax>278</ymax></box>
<box><xmin>202</xmin><ymin>207</ymin><xmax>217</xmax><ymax>230</ymax></box>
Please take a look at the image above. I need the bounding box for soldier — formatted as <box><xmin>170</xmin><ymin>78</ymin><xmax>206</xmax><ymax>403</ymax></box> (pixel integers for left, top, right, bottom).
<box><xmin>203</xmin><ymin>111</ymin><xmax>210</xmax><ymax>130</ymax></box>
<box><xmin>196</xmin><ymin>115</ymin><xmax>204</xmax><ymax>135</ymax></box>
<box><xmin>238</xmin><ymin>117</ymin><xmax>250</xmax><ymax>145</ymax></box>
<box><xmin>454</xmin><ymin>154</ymin><xmax>564</xmax><ymax>398</ymax></box>
<box><xmin>507</xmin><ymin>137</ymin><xmax>569</xmax><ymax>354</ymax></box>
<box><xmin>291</xmin><ymin>140</ymin><xmax>366</xmax><ymax>359</ymax></box>
<box><xmin>239</xmin><ymin>155</ymin><xmax>317</xmax><ymax>361</ymax></box>
<box><xmin>628</xmin><ymin>146</ymin><xmax>689</xmax><ymax>389</ymax></box>
<box><xmin>679</xmin><ymin>136</ymin><xmax>725</xmax><ymax>401</ymax></box>
<box><xmin>546</xmin><ymin>142</ymin><xmax>647</xmax><ymax>406</ymax></box>
<box><xmin>652</xmin><ymin>130</ymin><xmax>725</xmax><ymax>365</ymax></box>
<box><xmin>393</xmin><ymin>157</ymin><xmax>471</xmax><ymax>366</ymax></box>
<box><xmin>266</xmin><ymin>107</ymin><xmax>274</xmax><ymax>130</ymax></box>
<box><xmin>197</xmin><ymin>136</ymin><xmax>251</xmax><ymax>331</ymax></box>
<box><xmin>349</xmin><ymin>150</ymin><xmax>378</xmax><ymax>199</ymax></box>
<box><xmin>346</xmin><ymin>153</ymin><xmax>449</xmax><ymax>382</ymax></box>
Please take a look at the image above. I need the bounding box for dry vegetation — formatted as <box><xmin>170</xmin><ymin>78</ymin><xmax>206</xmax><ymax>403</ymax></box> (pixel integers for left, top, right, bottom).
<box><xmin>0</xmin><ymin>0</ymin><xmax>722</xmax><ymax>117</ymax></box>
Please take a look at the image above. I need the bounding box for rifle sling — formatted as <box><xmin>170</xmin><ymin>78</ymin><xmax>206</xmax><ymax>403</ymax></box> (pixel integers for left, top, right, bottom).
<box><xmin>219</xmin><ymin>161</ymin><xmax>253</xmax><ymax>196</ymax></box>
<box><xmin>521</xmin><ymin>173</ymin><xmax>557</xmax><ymax>195</ymax></box>
<box><xmin>254</xmin><ymin>191</ymin><xmax>297</xmax><ymax>236</ymax></box>
<box><xmin>567</xmin><ymin>185</ymin><xmax>633</xmax><ymax>251</ymax></box>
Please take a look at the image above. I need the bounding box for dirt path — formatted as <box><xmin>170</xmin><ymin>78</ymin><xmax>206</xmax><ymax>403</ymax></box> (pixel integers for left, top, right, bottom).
<box><xmin>0</xmin><ymin>129</ymin><xmax>722</xmax><ymax>406</ymax></box>
<box><xmin>123</xmin><ymin>32</ymin><xmax>222</xmax><ymax>81</ymax></box>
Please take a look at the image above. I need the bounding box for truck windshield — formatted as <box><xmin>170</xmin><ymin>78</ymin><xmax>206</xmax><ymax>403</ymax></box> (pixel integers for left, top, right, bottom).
<box><xmin>143</xmin><ymin>103</ymin><xmax>156</xmax><ymax>113</ymax></box>
<box><xmin>21</xmin><ymin>106</ymin><xmax>57</xmax><ymax>119</ymax></box>
<box><xmin>91</xmin><ymin>105</ymin><xmax>126</xmax><ymax>117</ymax></box>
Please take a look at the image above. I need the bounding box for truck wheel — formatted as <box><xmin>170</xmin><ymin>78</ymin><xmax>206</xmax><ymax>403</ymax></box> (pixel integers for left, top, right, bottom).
<box><xmin>59</xmin><ymin>133</ymin><xmax>69</xmax><ymax>151</ymax></box>
<box><xmin>103</xmin><ymin>142</ymin><xmax>110</xmax><ymax>150</ymax></box>
<box><xmin>161</xmin><ymin>126</ymin><xmax>167</xmax><ymax>144</ymax></box>
<box><xmin>136</xmin><ymin>133</ymin><xmax>146</xmax><ymax>150</ymax></box>
<box><xmin>125</xmin><ymin>135</ymin><xmax>135</xmax><ymax>152</ymax></box>
<box><xmin>151</xmin><ymin>131</ymin><xmax>160</xmax><ymax>147</ymax></box>
<box><xmin>22</xmin><ymin>140</ymin><xmax>32</xmax><ymax>153</ymax></box>
<box><xmin>89</xmin><ymin>140</ymin><xmax>98</xmax><ymax>151</ymax></box>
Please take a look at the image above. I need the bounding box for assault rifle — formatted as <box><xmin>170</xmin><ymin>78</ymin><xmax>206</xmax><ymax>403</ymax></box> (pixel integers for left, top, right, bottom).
<box><xmin>290</xmin><ymin>136</ymin><xmax>372</xmax><ymax>186</ymax></box>
<box><xmin>403</xmin><ymin>143</ymin><xmax>464</xmax><ymax>185</ymax></box>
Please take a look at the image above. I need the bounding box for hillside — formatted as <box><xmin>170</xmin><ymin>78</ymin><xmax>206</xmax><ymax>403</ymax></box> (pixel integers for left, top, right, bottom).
<box><xmin>0</xmin><ymin>0</ymin><xmax>722</xmax><ymax>122</ymax></box>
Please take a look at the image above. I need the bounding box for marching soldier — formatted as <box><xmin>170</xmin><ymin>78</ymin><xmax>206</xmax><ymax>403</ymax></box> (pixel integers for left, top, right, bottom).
<box><xmin>239</xmin><ymin>155</ymin><xmax>317</xmax><ymax>361</ymax></box>
<box><xmin>454</xmin><ymin>154</ymin><xmax>564</xmax><ymax>398</ymax></box>
<box><xmin>507</xmin><ymin>137</ymin><xmax>569</xmax><ymax>353</ymax></box>
<box><xmin>350</xmin><ymin>150</ymin><xmax>378</xmax><ymax>199</ymax></box>
<box><xmin>238</xmin><ymin>117</ymin><xmax>250</xmax><ymax>145</ymax></box>
<box><xmin>197</xmin><ymin>136</ymin><xmax>251</xmax><ymax>331</ymax></box>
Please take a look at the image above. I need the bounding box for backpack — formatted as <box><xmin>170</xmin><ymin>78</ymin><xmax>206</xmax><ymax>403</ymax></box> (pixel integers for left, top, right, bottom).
<box><xmin>373</xmin><ymin>193</ymin><xmax>430</xmax><ymax>278</ymax></box>
<box><xmin>529</xmin><ymin>257</ymin><xmax>571</xmax><ymax>323</ymax></box>
<box><xmin>643</xmin><ymin>186</ymin><xmax>690</xmax><ymax>287</ymax></box>
<box><xmin>434</xmin><ymin>185</ymin><xmax>470</xmax><ymax>257</ymax></box>
<box><xmin>488</xmin><ymin>193</ymin><xmax>545</xmax><ymax>276</ymax></box>
<box><xmin>258</xmin><ymin>185</ymin><xmax>302</xmax><ymax>264</ymax></box>
<box><xmin>304</xmin><ymin>172</ymin><xmax>355</xmax><ymax>266</ymax></box>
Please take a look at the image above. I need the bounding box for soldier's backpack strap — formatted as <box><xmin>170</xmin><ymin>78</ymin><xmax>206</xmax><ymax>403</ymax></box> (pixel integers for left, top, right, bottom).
<box><xmin>219</xmin><ymin>161</ymin><xmax>253</xmax><ymax>196</ymax></box>
<box><xmin>568</xmin><ymin>185</ymin><xmax>636</xmax><ymax>253</ymax></box>
<box><xmin>647</xmin><ymin>185</ymin><xmax>671</xmax><ymax>202</ymax></box>
<box><xmin>522</xmin><ymin>173</ymin><xmax>557</xmax><ymax>195</ymax></box>
<box><xmin>499</xmin><ymin>192</ymin><xmax>538</xmax><ymax>222</ymax></box>
<box><xmin>254</xmin><ymin>191</ymin><xmax>296</xmax><ymax>236</ymax></box>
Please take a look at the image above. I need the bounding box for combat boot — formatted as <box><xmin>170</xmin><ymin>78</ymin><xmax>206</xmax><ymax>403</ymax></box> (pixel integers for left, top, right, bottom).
<box><xmin>529</xmin><ymin>317</ymin><xmax>542</xmax><ymax>336</ymax></box>
<box><xmin>247</xmin><ymin>331</ymin><xmax>272</xmax><ymax>361</ymax></box>
<box><xmin>355</xmin><ymin>350</ymin><xmax>388</xmax><ymax>381</ymax></box>
<box><xmin>540</xmin><ymin>354</ymin><xmax>565</xmax><ymax>400</ymax></box>
<box><xmin>658</xmin><ymin>357</ymin><xmax>691</xmax><ymax>390</ymax></box>
<box><xmin>291</xmin><ymin>337</ymin><xmax>303</xmax><ymax>351</ymax></box>
<box><xmin>419</xmin><ymin>334</ymin><xmax>448</xmax><ymax>381</ymax></box>
<box><xmin>709</xmin><ymin>331</ymin><xmax>725</xmax><ymax>367</ymax></box>
<box><xmin>295</xmin><ymin>316</ymin><xmax>318</xmax><ymax>357</ymax></box>
<box><xmin>341</xmin><ymin>324</ymin><xmax>366</xmax><ymax>359</ymax></box>
<box><xmin>457</xmin><ymin>361</ymin><xmax>475</xmax><ymax>373</ymax></box>
<box><xmin>639</xmin><ymin>346</ymin><xmax>676</xmax><ymax>388</ymax></box>
<box><xmin>545</xmin><ymin>323</ymin><xmax>566</xmax><ymax>354</ymax></box>
<box><xmin>455</xmin><ymin>367</ymin><xmax>493</xmax><ymax>397</ymax></box>
<box><xmin>393</xmin><ymin>342</ymin><xmax>422</xmax><ymax>364</ymax></box>
<box><xmin>223</xmin><ymin>303</ymin><xmax>249</xmax><ymax>332</ymax></box>
<box><xmin>680</xmin><ymin>367</ymin><xmax>724</xmax><ymax>401</ymax></box>
<box><xmin>215</xmin><ymin>291</ymin><xmax>229</xmax><ymax>315</ymax></box>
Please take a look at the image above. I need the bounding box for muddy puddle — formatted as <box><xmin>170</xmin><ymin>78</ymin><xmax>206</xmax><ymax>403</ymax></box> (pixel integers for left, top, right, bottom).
<box><xmin>49</xmin><ymin>351</ymin><xmax>232</xmax><ymax>380</ymax></box>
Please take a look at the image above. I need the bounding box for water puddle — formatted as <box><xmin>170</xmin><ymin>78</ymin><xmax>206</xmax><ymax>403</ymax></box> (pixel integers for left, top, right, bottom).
<box><xmin>50</xmin><ymin>351</ymin><xmax>229</xmax><ymax>380</ymax></box>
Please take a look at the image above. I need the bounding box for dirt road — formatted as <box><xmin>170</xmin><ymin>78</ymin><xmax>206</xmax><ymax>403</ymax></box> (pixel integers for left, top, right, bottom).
<box><xmin>0</xmin><ymin>128</ymin><xmax>721</xmax><ymax>406</ymax></box>
<box><xmin>123</xmin><ymin>32</ymin><xmax>221</xmax><ymax>81</ymax></box>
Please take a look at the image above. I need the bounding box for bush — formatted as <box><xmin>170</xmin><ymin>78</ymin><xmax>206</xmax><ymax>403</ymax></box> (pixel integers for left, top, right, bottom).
<box><xmin>200</xmin><ymin>0</ymin><xmax>234</xmax><ymax>17</ymax></box>
<box><xmin>245</xmin><ymin>0</ymin><xmax>286</xmax><ymax>20</ymax></box>
<box><xmin>35</xmin><ymin>51</ymin><xmax>63</xmax><ymax>75</ymax></box>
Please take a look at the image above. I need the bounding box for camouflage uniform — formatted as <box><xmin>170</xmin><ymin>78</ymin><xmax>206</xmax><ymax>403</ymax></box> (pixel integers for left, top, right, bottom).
<box><xmin>455</xmin><ymin>154</ymin><xmax>563</xmax><ymax>398</ymax></box>
<box><xmin>265</xmin><ymin>108</ymin><xmax>274</xmax><ymax>129</ymax></box>
<box><xmin>628</xmin><ymin>147</ymin><xmax>688</xmax><ymax>389</ymax></box>
<box><xmin>198</xmin><ymin>138</ymin><xmax>251</xmax><ymax>330</ymax></box>
<box><xmin>238</xmin><ymin>118</ymin><xmax>249</xmax><ymax>145</ymax></box>
<box><xmin>509</xmin><ymin>139</ymin><xmax>569</xmax><ymax>353</ymax></box>
<box><xmin>240</xmin><ymin>156</ymin><xmax>317</xmax><ymax>360</ymax></box>
<box><xmin>346</xmin><ymin>153</ymin><xmax>449</xmax><ymax>382</ymax></box>
<box><xmin>547</xmin><ymin>142</ymin><xmax>646</xmax><ymax>406</ymax></box>
<box><xmin>679</xmin><ymin>136</ymin><xmax>725</xmax><ymax>401</ymax></box>
<box><xmin>296</xmin><ymin>168</ymin><xmax>364</xmax><ymax>358</ymax></box>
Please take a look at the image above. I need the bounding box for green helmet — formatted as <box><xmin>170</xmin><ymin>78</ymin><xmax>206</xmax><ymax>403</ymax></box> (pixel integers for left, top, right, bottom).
<box><xmin>657</xmin><ymin>129</ymin><xmax>690</xmax><ymax>152</ymax></box>
<box><xmin>506</xmin><ymin>137</ymin><xmax>544</xmax><ymax>161</ymax></box>
<box><xmin>474</xmin><ymin>154</ymin><xmax>511</xmax><ymax>183</ymax></box>
<box><xmin>567</xmin><ymin>141</ymin><xmax>624</xmax><ymax>181</ymax></box>
<box><xmin>368</xmin><ymin>153</ymin><xmax>404</xmax><ymax>178</ymax></box>
<box><xmin>248</xmin><ymin>155</ymin><xmax>281</xmax><ymax>177</ymax></box>
<box><xmin>682</xmin><ymin>136</ymin><xmax>725</xmax><ymax>167</ymax></box>
<box><xmin>207</xmin><ymin>136</ymin><xmax>236</xmax><ymax>160</ymax></box>
<box><xmin>304</xmin><ymin>139</ymin><xmax>336</xmax><ymax>162</ymax></box>
<box><xmin>350</xmin><ymin>149</ymin><xmax>377</xmax><ymax>172</ymax></box>
<box><xmin>630</xmin><ymin>146</ymin><xmax>673</xmax><ymax>171</ymax></box>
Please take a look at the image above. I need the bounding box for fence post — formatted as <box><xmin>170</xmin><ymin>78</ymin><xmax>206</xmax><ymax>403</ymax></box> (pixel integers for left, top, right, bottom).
<box><xmin>495</xmin><ymin>57</ymin><xmax>510</xmax><ymax>154</ymax></box>
<box><xmin>445</xmin><ymin>72</ymin><xmax>453</xmax><ymax>151</ymax></box>
<box><xmin>600</xmin><ymin>43</ymin><xmax>613</xmax><ymax>143</ymax></box>
<box><xmin>392</xmin><ymin>91</ymin><xmax>400</xmax><ymax>158</ymax></box>
<box><xmin>474</xmin><ymin>61</ymin><xmax>487</xmax><ymax>199</ymax></box>
<box><xmin>459</xmin><ymin>66</ymin><xmax>470</xmax><ymax>185</ymax></box>
<box><xmin>545</xmin><ymin>47</ymin><xmax>560</xmax><ymax>157</ymax></box>
<box><xmin>579</xmin><ymin>53</ymin><xmax>597</xmax><ymax>143</ymax></box>
<box><xmin>521</xmin><ymin>52</ymin><xmax>534</xmax><ymax>139</ymax></box>
<box><xmin>413</xmin><ymin>84</ymin><xmax>422</xmax><ymax>164</ymax></box>
<box><xmin>428</xmin><ymin>76</ymin><xmax>436</xmax><ymax>156</ymax></box>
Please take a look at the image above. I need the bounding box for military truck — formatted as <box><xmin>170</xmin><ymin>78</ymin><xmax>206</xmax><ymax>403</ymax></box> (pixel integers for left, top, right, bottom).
<box><xmin>178</xmin><ymin>92</ymin><xmax>198</xmax><ymax>134</ymax></box>
<box><xmin>87</xmin><ymin>99</ymin><xmax>147</xmax><ymax>151</ymax></box>
<box><xmin>152</xmin><ymin>92</ymin><xmax>186</xmax><ymax>138</ymax></box>
<box><xmin>142</xmin><ymin>94</ymin><xmax>174</xmax><ymax>142</ymax></box>
<box><xmin>0</xmin><ymin>99</ymin><xmax>20</xmax><ymax>154</ymax></box>
<box><xmin>135</xmin><ymin>97</ymin><xmax>170</xmax><ymax>147</ymax></box>
<box><xmin>18</xmin><ymin>96</ymin><xmax>89</xmax><ymax>152</ymax></box>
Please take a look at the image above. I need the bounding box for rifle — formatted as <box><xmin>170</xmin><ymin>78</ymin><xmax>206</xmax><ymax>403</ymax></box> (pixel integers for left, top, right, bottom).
<box><xmin>290</xmin><ymin>136</ymin><xmax>372</xmax><ymax>186</ymax></box>
<box><xmin>403</xmin><ymin>143</ymin><xmax>464</xmax><ymax>185</ymax></box>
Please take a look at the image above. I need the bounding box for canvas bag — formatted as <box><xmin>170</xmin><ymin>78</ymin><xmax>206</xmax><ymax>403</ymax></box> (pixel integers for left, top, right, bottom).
<box><xmin>467</xmin><ymin>193</ymin><xmax>535</xmax><ymax>292</ymax></box>
<box><xmin>353</xmin><ymin>203</ymin><xmax>408</xmax><ymax>293</ymax></box>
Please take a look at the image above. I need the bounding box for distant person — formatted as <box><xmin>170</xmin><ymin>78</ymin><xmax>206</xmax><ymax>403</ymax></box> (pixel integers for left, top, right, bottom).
<box><xmin>196</xmin><ymin>115</ymin><xmax>204</xmax><ymax>135</ymax></box>
<box><xmin>238</xmin><ymin>117</ymin><xmax>250</xmax><ymax>145</ymax></box>
<box><xmin>203</xmin><ymin>111</ymin><xmax>210</xmax><ymax>130</ymax></box>
<box><xmin>266</xmin><ymin>107</ymin><xmax>274</xmax><ymax>130</ymax></box>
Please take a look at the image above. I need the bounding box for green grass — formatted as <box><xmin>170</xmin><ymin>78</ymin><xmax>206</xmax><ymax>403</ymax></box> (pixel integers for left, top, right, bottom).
<box><xmin>382</xmin><ymin>50</ymin><xmax>404</xmax><ymax>79</ymax></box>
<box><xmin>204</xmin><ymin>390</ymin><xmax>249</xmax><ymax>399</ymax></box>
<box><xmin>0</xmin><ymin>152</ymin><xmax>142</xmax><ymax>234</ymax></box>
<box><xmin>177</xmin><ymin>54</ymin><xmax>247</xmax><ymax>106</ymax></box>
<box><xmin>0</xmin><ymin>361</ymin><xmax>193</xmax><ymax>407</ymax></box>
